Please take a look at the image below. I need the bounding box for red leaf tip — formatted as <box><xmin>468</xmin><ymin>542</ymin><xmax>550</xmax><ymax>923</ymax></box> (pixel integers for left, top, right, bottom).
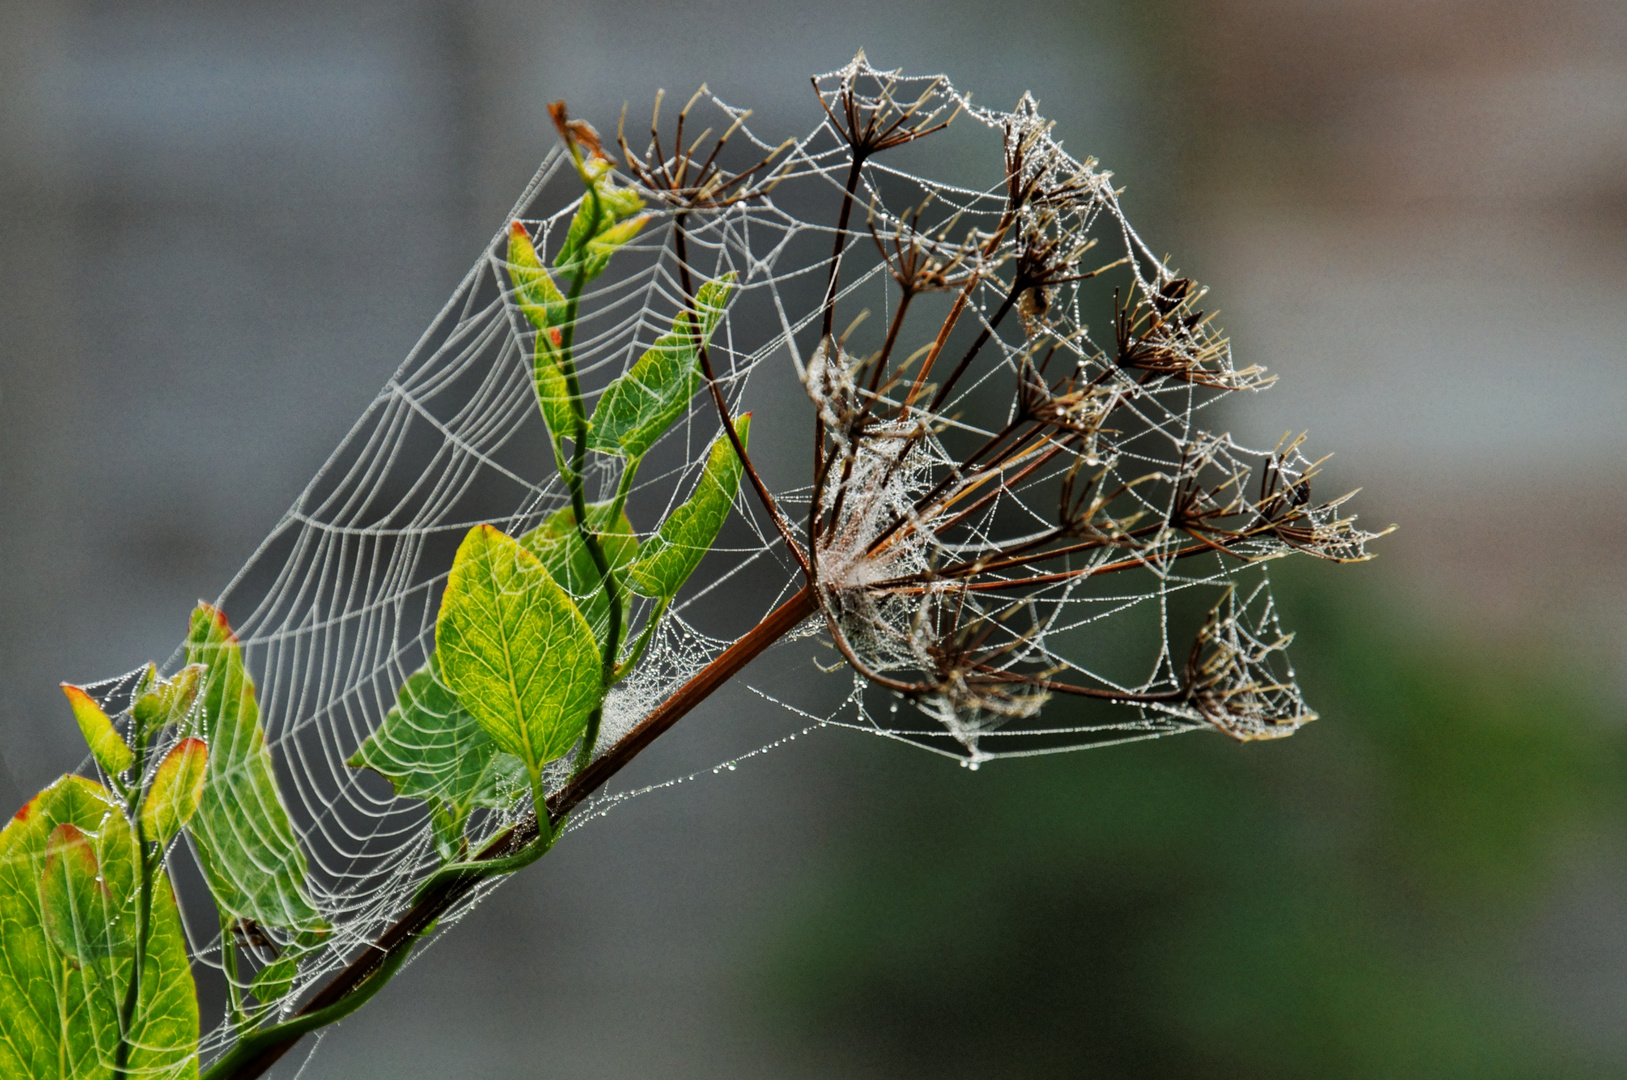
<box><xmin>198</xmin><ymin>602</ymin><xmax>239</xmax><ymax>643</ymax></box>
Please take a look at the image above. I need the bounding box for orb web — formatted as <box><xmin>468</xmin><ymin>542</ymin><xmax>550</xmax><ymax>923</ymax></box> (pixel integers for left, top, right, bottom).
<box><xmin>63</xmin><ymin>55</ymin><xmax>1385</xmax><ymax>1072</ymax></box>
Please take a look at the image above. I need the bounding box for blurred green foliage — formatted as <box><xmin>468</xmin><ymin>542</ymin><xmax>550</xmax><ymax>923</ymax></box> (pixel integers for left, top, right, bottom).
<box><xmin>762</xmin><ymin>567</ymin><xmax>1626</xmax><ymax>1078</ymax></box>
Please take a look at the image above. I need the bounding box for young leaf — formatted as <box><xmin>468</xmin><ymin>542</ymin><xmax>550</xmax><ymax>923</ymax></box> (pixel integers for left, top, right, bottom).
<box><xmin>140</xmin><ymin>737</ymin><xmax>208</xmax><ymax>846</ymax></box>
<box><xmin>555</xmin><ymin>162</ymin><xmax>648</xmax><ymax>284</ymax></box>
<box><xmin>518</xmin><ymin>501</ymin><xmax>639</xmax><ymax>648</ymax></box>
<box><xmin>508</xmin><ymin>221</ymin><xmax>581</xmax><ymax>445</ymax></box>
<box><xmin>40</xmin><ymin>823</ymin><xmax>135</xmax><ymax>966</ymax></box>
<box><xmin>573</xmin><ymin>214</ymin><xmax>650</xmax><ymax>282</ymax></box>
<box><xmin>0</xmin><ymin>775</ymin><xmax>200</xmax><ymax>1079</ymax></box>
<box><xmin>60</xmin><ymin>683</ymin><xmax>133</xmax><ymax>776</ymax></box>
<box><xmin>347</xmin><ymin>659</ymin><xmax>528</xmax><ymax>855</ymax></box>
<box><xmin>589</xmin><ymin>273</ymin><xmax>737</xmax><ymax>459</ymax></box>
<box><xmin>250</xmin><ymin>955</ymin><xmax>299</xmax><ymax>1008</ymax></box>
<box><xmin>185</xmin><ymin>604</ymin><xmax>324</xmax><ymax>932</ymax></box>
<box><xmin>132</xmin><ymin>663</ymin><xmax>205</xmax><ymax>731</ymax></box>
<box><xmin>631</xmin><ymin>415</ymin><xmax>751</xmax><ymax>599</ymax></box>
<box><xmin>506</xmin><ymin>220</ymin><xmax>567</xmax><ymax>336</ymax></box>
<box><xmin>436</xmin><ymin>524</ymin><xmax>604</xmax><ymax>780</ymax></box>
<box><xmin>534</xmin><ymin>342</ymin><xmax>580</xmax><ymax>447</ymax></box>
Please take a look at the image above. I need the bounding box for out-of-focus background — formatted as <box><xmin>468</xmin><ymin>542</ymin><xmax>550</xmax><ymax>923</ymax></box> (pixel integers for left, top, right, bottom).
<box><xmin>2</xmin><ymin>1</ymin><xmax>1624</xmax><ymax>1076</ymax></box>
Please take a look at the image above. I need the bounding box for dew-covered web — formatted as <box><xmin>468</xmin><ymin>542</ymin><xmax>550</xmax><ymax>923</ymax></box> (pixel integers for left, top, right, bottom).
<box><xmin>70</xmin><ymin>56</ymin><xmax>1386</xmax><ymax>1068</ymax></box>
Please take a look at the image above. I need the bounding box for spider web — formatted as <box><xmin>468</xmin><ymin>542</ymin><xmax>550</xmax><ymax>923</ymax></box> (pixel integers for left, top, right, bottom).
<box><xmin>69</xmin><ymin>56</ymin><xmax>1385</xmax><ymax>1071</ymax></box>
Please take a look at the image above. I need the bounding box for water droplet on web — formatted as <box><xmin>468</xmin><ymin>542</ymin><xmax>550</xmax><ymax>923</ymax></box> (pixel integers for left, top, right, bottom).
<box><xmin>888</xmin><ymin>703</ymin><xmax>898</xmax><ymax>713</ymax></box>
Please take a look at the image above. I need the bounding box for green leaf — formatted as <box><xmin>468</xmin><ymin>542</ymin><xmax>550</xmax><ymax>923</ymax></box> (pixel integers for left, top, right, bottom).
<box><xmin>347</xmin><ymin>659</ymin><xmax>527</xmax><ymax>858</ymax></box>
<box><xmin>506</xmin><ymin>221</ymin><xmax>567</xmax><ymax>334</ymax></box>
<box><xmin>40</xmin><ymin>823</ymin><xmax>135</xmax><ymax>966</ymax></box>
<box><xmin>436</xmin><ymin>524</ymin><xmax>604</xmax><ymax>780</ymax></box>
<box><xmin>139</xmin><ymin>738</ymin><xmax>208</xmax><ymax>847</ymax></box>
<box><xmin>185</xmin><ymin>605</ymin><xmax>323</xmax><ymax>933</ymax></box>
<box><xmin>0</xmin><ymin>774</ymin><xmax>199</xmax><ymax>1079</ymax></box>
<box><xmin>60</xmin><ymin>685</ymin><xmax>133</xmax><ymax>776</ymax></box>
<box><xmin>631</xmin><ymin>415</ymin><xmax>751</xmax><ymax>599</ymax></box>
<box><xmin>249</xmin><ymin>956</ymin><xmax>299</xmax><ymax>1009</ymax></box>
<box><xmin>588</xmin><ymin>273</ymin><xmax>736</xmax><ymax>459</ymax></box>
<box><xmin>518</xmin><ymin>502</ymin><xmax>639</xmax><ymax>648</ymax></box>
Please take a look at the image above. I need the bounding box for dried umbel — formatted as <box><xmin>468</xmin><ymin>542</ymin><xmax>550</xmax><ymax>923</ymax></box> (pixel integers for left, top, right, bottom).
<box><xmin>783</xmin><ymin>56</ymin><xmax>1388</xmax><ymax>759</ymax></box>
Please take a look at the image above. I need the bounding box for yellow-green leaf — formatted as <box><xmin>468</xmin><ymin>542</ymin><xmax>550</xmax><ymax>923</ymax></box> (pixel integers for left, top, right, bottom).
<box><xmin>506</xmin><ymin>220</ymin><xmax>567</xmax><ymax>334</ymax></box>
<box><xmin>0</xmin><ymin>775</ymin><xmax>199</xmax><ymax>1079</ymax></box>
<box><xmin>436</xmin><ymin>525</ymin><xmax>603</xmax><ymax>781</ymax></box>
<box><xmin>589</xmin><ymin>273</ymin><xmax>736</xmax><ymax>459</ymax></box>
<box><xmin>533</xmin><ymin>340</ymin><xmax>579</xmax><ymax>447</ymax></box>
<box><xmin>140</xmin><ymin>738</ymin><xmax>207</xmax><ymax>846</ymax></box>
<box><xmin>630</xmin><ymin>415</ymin><xmax>750</xmax><ymax>598</ymax></box>
<box><xmin>60</xmin><ymin>684</ymin><xmax>133</xmax><ymax>776</ymax></box>
<box><xmin>185</xmin><ymin>605</ymin><xmax>323</xmax><ymax>932</ymax></box>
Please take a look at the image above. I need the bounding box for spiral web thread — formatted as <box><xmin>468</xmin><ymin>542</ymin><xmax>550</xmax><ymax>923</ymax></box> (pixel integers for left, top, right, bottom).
<box><xmin>64</xmin><ymin>56</ymin><xmax>1385</xmax><ymax>1070</ymax></box>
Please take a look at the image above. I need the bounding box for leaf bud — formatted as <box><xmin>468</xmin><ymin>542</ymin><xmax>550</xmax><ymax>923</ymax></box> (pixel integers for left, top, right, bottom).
<box><xmin>132</xmin><ymin>663</ymin><xmax>205</xmax><ymax>730</ymax></box>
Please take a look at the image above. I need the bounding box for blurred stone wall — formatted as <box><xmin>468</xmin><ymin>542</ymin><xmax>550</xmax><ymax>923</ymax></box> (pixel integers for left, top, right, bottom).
<box><xmin>1172</xmin><ymin>0</ymin><xmax>1627</xmax><ymax>679</ymax></box>
<box><xmin>1</xmin><ymin>1</ymin><xmax>1621</xmax><ymax>1076</ymax></box>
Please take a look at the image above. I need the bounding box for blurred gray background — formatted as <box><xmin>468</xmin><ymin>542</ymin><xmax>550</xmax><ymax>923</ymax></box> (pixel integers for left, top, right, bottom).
<box><xmin>2</xmin><ymin>1</ymin><xmax>1624</xmax><ymax>1077</ymax></box>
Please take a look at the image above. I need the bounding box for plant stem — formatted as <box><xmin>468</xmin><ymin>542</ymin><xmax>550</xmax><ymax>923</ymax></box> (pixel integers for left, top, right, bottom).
<box><xmin>414</xmin><ymin>775</ymin><xmax>558</xmax><ymax>904</ymax></box>
<box><xmin>613</xmin><ymin>597</ymin><xmax>667</xmax><ymax>684</ymax></box>
<box><xmin>198</xmin><ymin>938</ymin><xmax>415</xmax><ymax>1080</ymax></box>
<box><xmin>112</xmin><ymin>713</ymin><xmax>153</xmax><ymax>1080</ymax></box>
<box><xmin>219</xmin><ymin>909</ymin><xmax>246</xmax><ymax>1038</ymax></box>
<box><xmin>609</xmin><ymin>453</ymin><xmax>641</xmax><ymax>524</ymax></box>
<box><xmin>554</xmin><ymin>177</ymin><xmax>625</xmax><ymax>774</ymax></box>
